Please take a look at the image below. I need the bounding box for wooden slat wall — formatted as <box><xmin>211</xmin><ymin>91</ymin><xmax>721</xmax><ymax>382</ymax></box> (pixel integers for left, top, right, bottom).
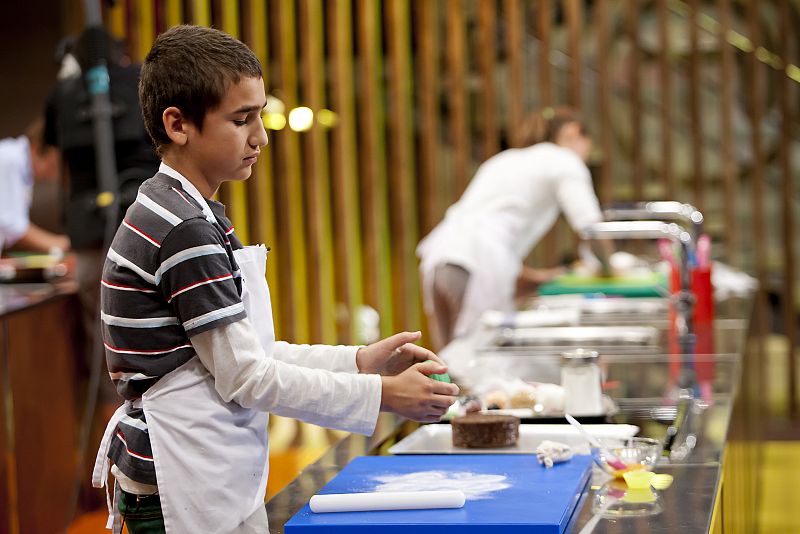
<box><xmin>747</xmin><ymin>0</ymin><xmax>768</xmax><ymax>412</ymax></box>
<box><xmin>477</xmin><ymin>0</ymin><xmax>498</xmax><ymax>161</ymax></box>
<box><xmin>328</xmin><ymin>0</ymin><xmax>364</xmax><ymax>343</ymax></box>
<box><xmin>777</xmin><ymin>0</ymin><xmax>797</xmax><ymax>417</ymax></box>
<box><xmin>717</xmin><ymin>0</ymin><xmax>736</xmax><ymax>266</ymax></box>
<box><xmin>626</xmin><ymin>0</ymin><xmax>643</xmax><ymax>200</ymax></box>
<box><xmin>116</xmin><ymin>1</ymin><xmax>799</xmax><ymax>413</ymax></box>
<box><xmin>386</xmin><ymin>0</ymin><xmax>420</xmax><ymax>332</ymax></box>
<box><xmin>657</xmin><ymin>0</ymin><xmax>673</xmax><ymax>200</ymax></box>
<box><xmin>416</xmin><ymin>0</ymin><xmax>441</xmax><ymax>234</ymax></box>
<box><xmin>445</xmin><ymin>0</ymin><xmax>470</xmax><ymax>200</ymax></box>
<box><xmin>504</xmin><ymin>0</ymin><xmax>524</xmax><ymax>148</ymax></box>
<box><xmin>300</xmin><ymin>0</ymin><xmax>337</xmax><ymax>343</ymax></box>
<box><xmin>595</xmin><ymin>0</ymin><xmax>612</xmax><ymax>205</ymax></box>
<box><xmin>357</xmin><ymin>0</ymin><xmax>394</xmax><ymax>337</ymax></box>
<box><xmin>688</xmin><ymin>0</ymin><xmax>704</xmax><ymax>212</ymax></box>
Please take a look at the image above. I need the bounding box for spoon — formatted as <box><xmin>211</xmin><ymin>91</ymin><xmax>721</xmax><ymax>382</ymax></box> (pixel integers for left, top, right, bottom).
<box><xmin>564</xmin><ymin>413</ymin><xmax>627</xmax><ymax>471</ymax></box>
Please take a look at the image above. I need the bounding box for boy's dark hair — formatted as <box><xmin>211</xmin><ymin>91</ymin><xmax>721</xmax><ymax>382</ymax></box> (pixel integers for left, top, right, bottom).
<box><xmin>139</xmin><ymin>25</ymin><xmax>262</xmax><ymax>155</ymax></box>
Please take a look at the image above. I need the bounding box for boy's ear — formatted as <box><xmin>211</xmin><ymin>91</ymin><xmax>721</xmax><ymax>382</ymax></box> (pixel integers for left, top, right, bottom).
<box><xmin>162</xmin><ymin>107</ymin><xmax>189</xmax><ymax>146</ymax></box>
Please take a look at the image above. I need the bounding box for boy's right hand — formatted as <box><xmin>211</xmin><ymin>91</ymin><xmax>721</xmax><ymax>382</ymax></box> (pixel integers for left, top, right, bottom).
<box><xmin>379</xmin><ymin>360</ymin><xmax>460</xmax><ymax>422</ymax></box>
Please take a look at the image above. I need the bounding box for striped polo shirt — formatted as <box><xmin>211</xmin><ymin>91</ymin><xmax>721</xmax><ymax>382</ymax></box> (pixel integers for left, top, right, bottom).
<box><xmin>101</xmin><ymin>172</ymin><xmax>246</xmax><ymax>485</ymax></box>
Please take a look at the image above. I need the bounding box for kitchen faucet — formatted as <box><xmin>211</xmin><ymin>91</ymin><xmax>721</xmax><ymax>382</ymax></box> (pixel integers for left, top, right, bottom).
<box><xmin>579</xmin><ymin>220</ymin><xmax>696</xmax><ymax>355</ymax></box>
<box><xmin>602</xmin><ymin>201</ymin><xmax>704</xmax><ymax>241</ymax></box>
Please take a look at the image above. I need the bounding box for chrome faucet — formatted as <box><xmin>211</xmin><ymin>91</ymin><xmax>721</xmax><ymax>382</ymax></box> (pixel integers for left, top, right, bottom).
<box><xmin>603</xmin><ymin>201</ymin><xmax>704</xmax><ymax>241</ymax></box>
<box><xmin>579</xmin><ymin>220</ymin><xmax>696</xmax><ymax>354</ymax></box>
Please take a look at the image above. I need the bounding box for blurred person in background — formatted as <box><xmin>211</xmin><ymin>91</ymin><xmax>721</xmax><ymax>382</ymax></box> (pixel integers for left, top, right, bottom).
<box><xmin>416</xmin><ymin>107</ymin><xmax>609</xmax><ymax>350</ymax></box>
<box><xmin>0</xmin><ymin>118</ymin><xmax>70</xmax><ymax>254</ymax></box>
<box><xmin>44</xmin><ymin>27</ymin><xmax>158</xmax><ymax>510</ymax></box>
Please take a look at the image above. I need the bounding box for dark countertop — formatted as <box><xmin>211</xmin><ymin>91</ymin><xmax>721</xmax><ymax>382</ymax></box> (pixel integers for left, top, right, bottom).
<box><xmin>266</xmin><ymin>296</ymin><xmax>753</xmax><ymax>533</ymax></box>
<box><xmin>0</xmin><ymin>280</ymin><xmax>77</xmax><ymax>317</ymax></box>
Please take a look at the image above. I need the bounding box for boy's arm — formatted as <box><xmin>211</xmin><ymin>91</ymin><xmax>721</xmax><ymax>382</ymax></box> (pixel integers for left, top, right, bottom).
<box><xmin>192</xmin><ymin>318</ymin><xmax>459</xmax><ymax>429</ymax></box>
<box><xmin>272</xmin><ymin>341</ymin><xmax>361</xmax><ymax>373</ymax></box>
<box><xmin>192</xmin><ymin>317</ymin><xmax>382</xmax><ymax>434</ymax></box>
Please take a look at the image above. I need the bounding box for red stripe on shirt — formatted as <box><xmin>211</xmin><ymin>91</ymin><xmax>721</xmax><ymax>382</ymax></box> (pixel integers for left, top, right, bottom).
<box><xmin>116</xmin><ymin>431</ymin><xmax>153</xmax><ymax>461</ymax></box>
<box><xmin>168</xmin><ymin>274</ymin><xmax>233</xmax><ymax>301</ymax></box>
<box><xmin>104</xmin><ymin>342</ymin><xmax>192</xmax><ymax>355</ymax></box>
<box><xmin>101</xmin><ymin>279</ymin><xmax>156</xmax><ymax>293</ymax></box>
<box><xmin>123</xmin><ymin>220</ymin><xmax>162</xmax><ymax>247</ymax></box>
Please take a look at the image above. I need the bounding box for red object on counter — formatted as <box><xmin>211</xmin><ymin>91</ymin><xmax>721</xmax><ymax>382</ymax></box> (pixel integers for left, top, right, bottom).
<box><xmin>668</xmin><ymin>262</ymin><xmax>715</xmax><ymax>387</ymax></box>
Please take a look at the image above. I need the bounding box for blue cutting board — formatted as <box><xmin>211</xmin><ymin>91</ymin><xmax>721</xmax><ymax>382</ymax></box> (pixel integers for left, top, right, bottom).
<box><xmin>284</xmin><ymin>454</ymin><xmax>592</xmax><ymax>533</ymax></box>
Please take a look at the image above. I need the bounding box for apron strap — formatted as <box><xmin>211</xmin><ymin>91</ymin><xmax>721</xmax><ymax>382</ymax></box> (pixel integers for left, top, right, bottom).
<box><xmin>92</xmin><ymin>400</ymin><xmax>138</xmax><ymax>531</ymax></box>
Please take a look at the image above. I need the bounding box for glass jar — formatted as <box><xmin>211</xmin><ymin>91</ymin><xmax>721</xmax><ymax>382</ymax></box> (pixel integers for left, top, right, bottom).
<box><xmin>561</xmin><ymin>349</ymin><xmax>604</xmax><ymax>416</ymax></box>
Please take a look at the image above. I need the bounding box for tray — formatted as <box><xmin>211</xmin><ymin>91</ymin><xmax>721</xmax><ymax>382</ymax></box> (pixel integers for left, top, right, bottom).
<box><xmin>537</xmin><ymin>272</ymin><xmax>668</xmax><ymax>298</ymax></box>
<box><xmin>388</xmin><ymin>423</ymin><xmax>639</xmax><ymax>455</ymax></box>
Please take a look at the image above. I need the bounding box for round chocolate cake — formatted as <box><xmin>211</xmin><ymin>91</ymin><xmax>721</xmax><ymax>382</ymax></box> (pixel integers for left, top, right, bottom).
<box><xmin>451</xmin><ymin>414</ymin><xmax>520</xmax><ymax>448</ymax></box>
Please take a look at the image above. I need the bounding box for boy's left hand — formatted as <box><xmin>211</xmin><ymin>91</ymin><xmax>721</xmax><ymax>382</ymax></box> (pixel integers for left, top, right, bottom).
<box><xmin>356</xmin><ymin>331</ymin><xmax>444</xmax><ymax>376</ymax></box>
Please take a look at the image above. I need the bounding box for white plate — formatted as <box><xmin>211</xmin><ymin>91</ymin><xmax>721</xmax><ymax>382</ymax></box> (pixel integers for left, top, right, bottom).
<box><xmin>388</xmin><ymin>423</ymin><xmax>640</xmax><ymax>455</ymax></box>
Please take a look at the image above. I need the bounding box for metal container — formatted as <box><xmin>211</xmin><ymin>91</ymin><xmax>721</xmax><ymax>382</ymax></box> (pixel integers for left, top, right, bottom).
<box><xmin>490</xmin><ymin>326</ymin><xmax>661</xmax><ymax>348</ymax></box>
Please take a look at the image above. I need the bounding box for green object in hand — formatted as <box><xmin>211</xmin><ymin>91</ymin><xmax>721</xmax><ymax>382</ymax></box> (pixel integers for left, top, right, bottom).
<box><xmin>425</xmin><ymin>360</ymin><xmax>451</xmax><ymax>383</ymax></box>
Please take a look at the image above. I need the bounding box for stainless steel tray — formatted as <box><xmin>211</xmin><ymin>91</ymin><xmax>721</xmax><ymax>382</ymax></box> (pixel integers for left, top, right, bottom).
<box><xmin>388</xmin><ymin>423</ymin><xmax>639</xmax><ymax>455</ymax></box>
<box><xmin>488</xmin><ymin>325</ymin><xmax>660</xmax><ymax>348</ymax></box>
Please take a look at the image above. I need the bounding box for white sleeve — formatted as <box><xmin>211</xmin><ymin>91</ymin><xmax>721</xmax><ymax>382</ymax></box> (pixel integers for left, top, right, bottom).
<box><xmin>0</xmin><ymin>149</ymin><xmax>30</xmax><ymax>246</ymax></box>
<box><xmin>273</xmin><ymin>341</ymin><xmax>361</xmax><ymax>373</ymax></box>
<box><xmin>191</xmin><ymin>317</ymin><xmax>382</xmax><ymax>435</ymax></box>
<box><xmin>555</xmin><ymin>157</ymin><xmax>603</xmax><ymax>232</ymax></box>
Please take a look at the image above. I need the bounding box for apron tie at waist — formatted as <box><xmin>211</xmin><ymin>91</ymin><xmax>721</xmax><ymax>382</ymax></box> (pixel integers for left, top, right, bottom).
<box><xmin>92</xmin><ymin>399</ymin><xmax>140</xmax><ymax>530</ymax></box>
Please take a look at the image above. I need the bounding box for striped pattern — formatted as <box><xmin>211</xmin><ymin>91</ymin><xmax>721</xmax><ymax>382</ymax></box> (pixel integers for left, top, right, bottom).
<box><xmin>101</xmin><ymin>172</ymin><xmax>246</xmax><ymax>485</ymax></box>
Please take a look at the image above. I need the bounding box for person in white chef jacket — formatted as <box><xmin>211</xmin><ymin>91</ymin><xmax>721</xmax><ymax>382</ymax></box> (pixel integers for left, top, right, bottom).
<box><xmin>416</xmin><ymin>107</ymin><xmax>609</xmax><ymax>351</ymax></box>
<box><xmin>92</xmin><ymin>25</ymin><xmax>459</xmax><ymax>534</ymax></box>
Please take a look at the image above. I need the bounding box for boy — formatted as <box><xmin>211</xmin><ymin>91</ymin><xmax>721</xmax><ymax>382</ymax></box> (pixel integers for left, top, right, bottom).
<box><xmin>92</xmin><ymin>25</ymin><xmax>458</xmax><ymax>534</ymax></box>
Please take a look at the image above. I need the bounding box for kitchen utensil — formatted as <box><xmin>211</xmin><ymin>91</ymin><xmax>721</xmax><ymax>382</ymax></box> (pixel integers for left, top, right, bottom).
<box><xmin>310</xmin><ymin>490</ymin><xmax>465</xmax><ymax>513</ymax></box>
<box><xmin>564</xmin><ymin>414</ymin><xmax>627</xmax><ymax>470</ymax></box>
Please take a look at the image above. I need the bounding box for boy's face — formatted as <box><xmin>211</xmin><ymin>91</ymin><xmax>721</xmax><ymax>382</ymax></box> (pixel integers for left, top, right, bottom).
<box><xmin>181</xmin><ymin>76</ymin><xmax>268</xmax><ymax>193</ymax></box>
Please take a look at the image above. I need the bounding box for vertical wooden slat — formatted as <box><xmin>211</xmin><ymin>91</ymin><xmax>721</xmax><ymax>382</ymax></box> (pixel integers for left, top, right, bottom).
<box><xmin>626</xmin><ymin>0</ymin><xmax>642</xmax><ymax>200</ymax></box>
<box><xmin>746</xmin><ymin>0</ymin><xmax>767</xmax><ymax>414</ymax></box>
<box><xmin>564</xmin><ymin>0</ymin><xmax>582</xmax><ymax>110</ymax></box>
<box><xmin>718</xmin><ymin>0</ymin><xmax>736</xmax><ymax>265</ymax></box>
<box><xmin>688</xmin><ymin>0</ymin><xmax>703</xmax><ymax>211</ymax></box>
<box><xmin>357</xmin><ymin>0</ymin><xmax>394</xmax><ymax>336</ymax></box>
<box><xmin>416</xmin><ymin>0</ymin><xmax>441</xmax><ymax>233</ymax></box>
<box><xmin>132</xmin><ymin>0</ymin><xmax>155</xmax><ymax>63</ymax></box>
<box><xmin>241</xmin><ymin>0</ymin><xmax>281</xmax><ymax>336</ymax></box>
<box><xmin>188</xmin><ymin>0</ymin><xmax>210</xmax><ymax>26</ymax></box>
<box><xmin>163</xmin><ymin>0</ymin><xmax>183</xmax><ymax>28</ymax></box>
<box><xmin>536</xmin><ymin>0</ymin><xmax>553</xmax><ymax>107</ymax></box>
<box><xmin>445</xmin><ymin>0</ymin><xmax>470</xmax><ymax>200</ymax></box>
<box><xmin>217</xmin><ymin>2</ymin><xmax>251</xmax><ymax>246</ymax></box>
<box><xmin>595</xmin><ymin>0</ymin><xmax>612</xmax><ymax>205</ymax></box>
<box><xmin>536</xmin><ymin>0</ymin><xmax>556</xmax><ymax>265</ymax></box>
<box><xmin>657</xmin><ymin>0</ymin><xmax>674</xmax><ymax>200</ymax></box>
<box><xmin>328</xmin><ymin>0</ymin><xmax>364</xmax><ymax>343</ymax></box>
<box><xmin>504</xmin><ymin>0</ymin><xmax>524</xmax><ymax>148</ymax></box>
<box><xmin>477</xmin><ymin>0</ymin><xmax>498</xmax><ymax>160</ymax></box>
<box><xmin>386</xmin><ymin>0</ymin><xmax>420</xmax><ymax>331</ymax></box>
<box><xmin>277</xmin><ymin>0</ymin><xmax>310</xmax><ymax>343</ymax></box>
<box><xmin>300</xmin><ymin>0</ymin><xmax>337</xmax><ymax>343</ymax></box>
<box><xmin>778</xmin><ymin>0</ymin><xmax>797</xmax><ymax>416</ymax></box>
<box><xmin>107</xmin><ymin>1</ymin><xmax>127</xmax><ymax>38</ymax></box>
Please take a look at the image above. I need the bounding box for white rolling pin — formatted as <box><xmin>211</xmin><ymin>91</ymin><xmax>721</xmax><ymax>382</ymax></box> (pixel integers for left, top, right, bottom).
<box><xmin>309</xmin><ymin>490</ymin><xmax>466</xmax><ymax>513</ymax></box>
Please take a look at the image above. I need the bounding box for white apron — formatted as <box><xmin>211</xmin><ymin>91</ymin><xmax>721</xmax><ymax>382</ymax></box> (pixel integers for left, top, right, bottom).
<box><xmin>93</xmin><ymin>174</ymin><xmax>276</xmax><ymax>533</ymax></box>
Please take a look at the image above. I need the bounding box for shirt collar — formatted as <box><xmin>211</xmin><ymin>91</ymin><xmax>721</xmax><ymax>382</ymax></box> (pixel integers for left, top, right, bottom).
<box><xmin>158</xmin><ymin>162</ymin><xmax>216</xmax><ymax>223</ymax></box>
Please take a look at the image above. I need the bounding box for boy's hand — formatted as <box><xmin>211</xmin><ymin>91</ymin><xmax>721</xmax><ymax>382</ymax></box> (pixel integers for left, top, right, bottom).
<box><xmin>379</xmin><ymin>360</ymin><xmax>460</xmax><ymax>422</ymax></box>
<box><xmin>356</xmin><ymin>331</ymin><xmax>444</xmax><ymax>376</ymax></box>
